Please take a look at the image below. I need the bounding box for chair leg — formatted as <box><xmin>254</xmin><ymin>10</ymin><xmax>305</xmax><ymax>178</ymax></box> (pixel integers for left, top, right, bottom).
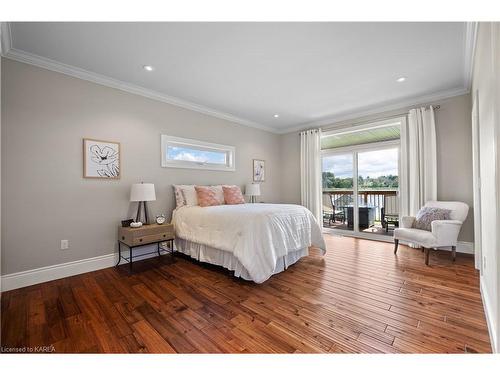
<box><xmin>424</xmin><ymin>248</ymin><xmax>430</xmax><ymax>266</ymax></box>
<box><xmin>451</xmin><ymin>245</ymin><xmax>456</xmax><ymax>262</ymax></box>
<box><xmin>394</xmin><ymin>239</ymin><xmax>399</xmax><ymax>254</ymax></box>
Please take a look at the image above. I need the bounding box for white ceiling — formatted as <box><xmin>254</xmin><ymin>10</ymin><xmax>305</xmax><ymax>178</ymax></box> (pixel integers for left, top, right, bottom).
<box><xmin>2</xmin><ymin>22</ymin><xmax>473</xmax><ymax>133</ymax></box>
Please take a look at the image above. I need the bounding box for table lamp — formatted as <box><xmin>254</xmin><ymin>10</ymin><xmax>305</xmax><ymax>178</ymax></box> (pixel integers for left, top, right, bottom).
<box><xmin>130</xmin><ymin>182</ymin><xmax>156</xmax><ymax>224</ymax></box>
<box><xmin>245</xmin><ymin>183</ymin><xmax>261</xmax><ymax>203</ymax></box>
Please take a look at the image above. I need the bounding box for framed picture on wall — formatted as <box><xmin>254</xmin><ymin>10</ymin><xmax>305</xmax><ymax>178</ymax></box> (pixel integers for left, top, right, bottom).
<box><xmin>253</xmin><ymin>159</ymin><xmax>265</xmax><ymax>182</ymax></box>
<box><xmin>83</xmin><ymin>138</ymin><xmax>121</xmax><ymax>179</ymax></box>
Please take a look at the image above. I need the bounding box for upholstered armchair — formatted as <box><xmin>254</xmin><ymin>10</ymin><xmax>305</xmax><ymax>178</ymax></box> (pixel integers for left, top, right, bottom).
<box><xmin>393</xmin><ymin>201</ymin><xmax>469</xmax><ymax>265</ymax></box>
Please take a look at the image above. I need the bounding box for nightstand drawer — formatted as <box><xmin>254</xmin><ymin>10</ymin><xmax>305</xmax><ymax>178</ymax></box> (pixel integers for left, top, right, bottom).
<box><xmin>119</xmin><ymin>223</ymin><xmax>174</xmax><ymax>247</ymax></box>
<box><xmin>132</xmin><ymin>232</ymin><xmax>174</xmax><ymax>246</ymax></box>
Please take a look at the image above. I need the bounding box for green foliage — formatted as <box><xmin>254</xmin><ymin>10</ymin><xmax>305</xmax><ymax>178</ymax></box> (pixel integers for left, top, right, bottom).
<box><xmin>322</xmin><ymin>172</ymin><xmax>353</xmax><ymax>189</ymax></box>
<box><xmin>358</xmin><ymin>174</ymin><xmax>398</xmax><ymax>188</ymax></box>
<box><xmin>322</xmin><ymin>171</ymin><xmax>398</xmax><ymax>190</ymax></box>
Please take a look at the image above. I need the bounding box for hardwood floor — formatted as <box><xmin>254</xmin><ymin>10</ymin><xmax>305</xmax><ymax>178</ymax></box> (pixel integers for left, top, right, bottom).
<box><xmin>1</xmin><ymin>235</ymin><xmax>491</xmax><ymax>353</ymax></box>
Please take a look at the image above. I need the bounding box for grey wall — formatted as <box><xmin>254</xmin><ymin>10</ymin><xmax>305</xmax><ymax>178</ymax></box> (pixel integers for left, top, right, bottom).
<box><xmin>471</xmin><ymin>22</ymin><xmax>500</xmax><ymax>352</ymax></box>
<box><xmin>0</xmin><ymin>56</ymin><xmax>2</xmax><ymax>278</ymax></box>
<box><xmin>279</xmin><ymin>93</ymin><xmax>475</xmax><ymax>243</ymax></box>
<box><xmin>1</xmin><ymin>58</ymin><xmax>282</xmax><ymax>274</ymax></box>
<box><xmin>0</xmin><ymin>56</ymin><xmax>478</xmax><ymax>277</ymax></box>
<box><xmin>279</xmin><ymin>131</ymin><xmax>301</xmax><ymax>205</ymax></box>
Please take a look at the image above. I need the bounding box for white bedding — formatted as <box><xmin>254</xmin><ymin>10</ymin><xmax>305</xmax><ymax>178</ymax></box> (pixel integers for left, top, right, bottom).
<box><xmin>172</xmin><ymin>203</ymin><xmax>326</xmax><ymax>283</ymax></box>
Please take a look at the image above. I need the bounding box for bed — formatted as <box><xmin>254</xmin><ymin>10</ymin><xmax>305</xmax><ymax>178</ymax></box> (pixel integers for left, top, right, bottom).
<box><xmin>172</xmin><ymin>203</ymin><xmax>326</xmax><ymax>283</ymax></box>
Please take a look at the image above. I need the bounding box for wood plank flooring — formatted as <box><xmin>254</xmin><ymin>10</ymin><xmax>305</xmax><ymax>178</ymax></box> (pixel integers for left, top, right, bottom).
<box><xmin>1</xmin><ymin>235</ymin><xmax>491</xmax><ymax>353</ymax></box>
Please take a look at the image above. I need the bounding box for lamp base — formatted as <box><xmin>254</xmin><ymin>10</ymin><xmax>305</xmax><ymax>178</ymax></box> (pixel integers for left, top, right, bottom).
<box><xmin>135</xmin><ymin>201</ymin><xmax>150</xmax><ymax>224</ymax></box>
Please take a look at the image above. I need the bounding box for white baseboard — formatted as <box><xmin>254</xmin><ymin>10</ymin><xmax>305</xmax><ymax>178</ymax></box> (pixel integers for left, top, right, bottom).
<box><xmin>456</xmin><ymin>241</ymin><xmax>474</xmax><ymax>254</ymax></box>
<box><xmin>0</xmin><ymin>240</ymin><xmax>475</xmax><ymax>292</ymax></box>
<box><xmin>1</xmin><ymin>253</ymin><xmax>116</xmax><ymax>292</ymax></box>
<box><xmin>1</xmin><ymin>245</ymin><xmax>168</xmax><ymax>292</ymax></box>
<box><xmin>480</xmin><ymin>278</ymin><xmax>497</xmax><ymax>353</ymax></box>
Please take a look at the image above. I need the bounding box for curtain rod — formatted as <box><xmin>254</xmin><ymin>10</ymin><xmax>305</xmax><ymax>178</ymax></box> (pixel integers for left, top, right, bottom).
<box><xmin>319</xmin><ymin>105</ymin><xmax>441</xmax><ymax>133</ymax></box>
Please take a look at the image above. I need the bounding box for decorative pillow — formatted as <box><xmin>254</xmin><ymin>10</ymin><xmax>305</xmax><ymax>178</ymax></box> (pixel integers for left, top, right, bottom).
<box><xmin>195</xmin><ymin>186</ymin><xmax>223</xmax><ymax>207</ymax></box>
<box><xmin>210</xmin><ymin>185</ymin><xmax>225</xmax><ymax>205</ymax></box>
<box><xmin>175</xmin><ymin>185</ymin><xmax>198</xmax><ymax>206</ymax></box>
<box><xmin>222</xmin><ymin>185</ymin><xmax>245</xmax><ymax>205</ymax></box>
<box><xmin>173</xmin><ymin>185</ymin><xmax>186</xmax><ymax>208</ymax></box>
<box><xmin>413</xmin><ymin>207</ymin><xmax>451</xmax><ymax>231</ymax></box>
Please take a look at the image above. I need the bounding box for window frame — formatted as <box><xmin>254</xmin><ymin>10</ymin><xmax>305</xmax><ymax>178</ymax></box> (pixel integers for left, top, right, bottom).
<box><xmin>161</xmin><ymin>135</ymin><xmax>236</xmax><ymax>171</ymax></box>
<box><xmin>320</xmin><ymin>117</ymin><xmax>404</xmax><ymax>242</ymax></box>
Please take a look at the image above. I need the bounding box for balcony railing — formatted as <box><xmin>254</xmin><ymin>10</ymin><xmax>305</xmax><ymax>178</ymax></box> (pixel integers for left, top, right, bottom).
<box><xmin>323</xmin><ymin>189</ymin><xmax>398</xmax><ymax>222</ymax></box>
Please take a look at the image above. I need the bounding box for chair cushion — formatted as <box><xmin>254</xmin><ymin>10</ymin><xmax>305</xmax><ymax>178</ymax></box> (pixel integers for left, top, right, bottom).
<box><xmin>414</xmin><ymin>207</ymin><xmax>450</xmax><ymax>231</ymax></box>
<box><xmin>394</xmin><ymin>228</ymin><xmax>437</xmax><ymax>248</ymax></box>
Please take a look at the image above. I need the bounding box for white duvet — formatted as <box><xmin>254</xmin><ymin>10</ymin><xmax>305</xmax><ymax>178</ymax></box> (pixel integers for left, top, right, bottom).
<box><xmin>172</xmin><ymin>203</ymin><xmax>326</xmax><ymax>283</ymax></box>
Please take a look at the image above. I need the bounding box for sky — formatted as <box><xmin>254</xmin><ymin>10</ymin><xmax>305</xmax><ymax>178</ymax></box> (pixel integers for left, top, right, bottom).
<box><xmin>167</xmin><ymin>146</ymin><xmax>226</xmax><ymax>164</ymax></box>
<box><xmin>169</xmin><ymin>145</ymin><xmax>397</xmax><ymax>175</ymax></box>
<box><xmin>322</xmin><ymin>148</ymin><xmax>398</xmax><ymax>178</ymax></box>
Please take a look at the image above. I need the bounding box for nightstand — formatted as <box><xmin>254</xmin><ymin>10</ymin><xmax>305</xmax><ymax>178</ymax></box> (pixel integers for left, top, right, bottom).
<box><xmin>117</xmin><ymin>223</ymin><xmax>174</xmax><ymax>270</ymax></box>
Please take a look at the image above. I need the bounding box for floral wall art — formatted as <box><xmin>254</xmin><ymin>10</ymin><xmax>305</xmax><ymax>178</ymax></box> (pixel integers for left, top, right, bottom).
<box><xmin>83</xmin><ymin>138</ymin><xmax>121</xmax><ymax>179</ymax></box>
<box><xmin>253</xmin><ymin>159</ymin><xmax>265</xmax><ymax>182</ymax></box>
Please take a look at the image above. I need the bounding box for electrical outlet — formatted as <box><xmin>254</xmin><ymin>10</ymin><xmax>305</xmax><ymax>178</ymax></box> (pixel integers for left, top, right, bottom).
<box><xmin>60</xmin><ymin>240</ymin><xmax>69</xmax><ymax>250</ymax></box>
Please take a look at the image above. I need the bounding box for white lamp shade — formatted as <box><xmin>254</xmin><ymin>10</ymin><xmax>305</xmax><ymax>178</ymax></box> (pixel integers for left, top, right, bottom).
<box><xmin>130</xmin><ymin>183</ymin><xmax>156</xmax><ymax>202</ymax></box>
<box><xmin>245</xmin><ymin>183</ymin><xmax>261</xmax><ymax>196</ymax></box>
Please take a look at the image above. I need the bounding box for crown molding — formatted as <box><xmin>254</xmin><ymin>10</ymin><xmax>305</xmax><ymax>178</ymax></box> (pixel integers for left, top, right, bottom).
<box><xmin>0</xmin><ymin>22</ymin><xmax>12</xmax><ymax>55</ymax></box>
<box><xmin>1</xmin><ymin>21</ymin><xmax>476</xmax><ymax>136</ymax></box>
<box><xmin>3</xmin><ymin>48</ymin><xmax>279</xmax><ymax>134</ymax></box>
<box><xmin>278</xmin><ymin>86</ymin><xmax>470</xmax><ymax>134</ymax></box>
<box><xmin>0</xmin><ymin>26</ymin><xmax>279</xmax><ymax>134</ymax></box>
<box><xmin>464</xmin><ymin>21</ymin><xmax>478</xmax><ymax>91</ymax></box>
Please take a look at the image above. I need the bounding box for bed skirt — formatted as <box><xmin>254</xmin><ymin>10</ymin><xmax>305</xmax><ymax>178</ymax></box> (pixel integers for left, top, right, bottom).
<box><xmin>174</xmin><ymin>237</ymin><xmax>309</xmax><ymax>282</ymax></box>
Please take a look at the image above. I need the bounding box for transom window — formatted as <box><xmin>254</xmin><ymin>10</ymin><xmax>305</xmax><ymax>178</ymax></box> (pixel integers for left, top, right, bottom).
<box><xmin>161</xmin><ymin>135</ymin><xmax>235</xmax><ymax>171</ymax></box>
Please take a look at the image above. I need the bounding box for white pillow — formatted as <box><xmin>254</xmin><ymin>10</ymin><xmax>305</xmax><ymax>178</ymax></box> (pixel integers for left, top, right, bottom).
<box><xmin>173</xmin><ymin>185</ymin><xmax>186</xmax><ymax>208</ymax></box>
<box><xmin>174</xmin><ymin>185</ymin><xmax>198</xmax><ymax>206</ymax></box>
<box><xmin>173</xmin><ymin>185</ymin><xmax>225</xmax><ymax>207</ymax></box>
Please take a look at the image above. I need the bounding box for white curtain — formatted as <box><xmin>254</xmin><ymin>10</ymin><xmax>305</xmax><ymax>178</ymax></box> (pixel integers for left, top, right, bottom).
<box><xmin>400</xmin><ymin>106</ymin><xmax>437</xmax><ymax>218</ymax></box>
<box><xmin>300</xmin><ymin>128</ymin><xmax>322</xmax><ymax>224</ymax></box>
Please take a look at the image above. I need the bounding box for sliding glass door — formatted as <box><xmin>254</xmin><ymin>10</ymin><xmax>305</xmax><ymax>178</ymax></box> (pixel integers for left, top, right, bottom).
<box><xmin>322</xmin><ymin>143</ymin><xmax>399</xmax><ymax>239</ymax></box>
<box><xmin>322</xmin><ymin>153</ymin><xmax>354</xmax><ymax>232</ymax></box>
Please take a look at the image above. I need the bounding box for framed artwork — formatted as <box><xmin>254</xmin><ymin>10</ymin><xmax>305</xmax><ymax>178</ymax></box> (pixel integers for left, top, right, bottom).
<box><xmin>253</xmin><ymin>159</ymin><xmax>265</xmax><ymax>182</ymax></box>
<box><xmin>83</xmin><ymin>138</ymin><xmax>121</xmax><ymax>179</ymax></box>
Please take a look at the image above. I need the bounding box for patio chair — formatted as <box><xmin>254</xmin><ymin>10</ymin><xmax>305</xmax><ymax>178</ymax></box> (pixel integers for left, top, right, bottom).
<box><xmin>322</xmin><ymin>193</ymin><xmax>334</xmax><ymax>226</ymax></box>
<box><xmin>329</xmin><ymin>194</ymin><xmax>346</xmax><ymax>224</ymax></box>
<box><xmin>381</xmin><ymin>195</ymin><xmax>399</xmax><ymax>232</ymax></box>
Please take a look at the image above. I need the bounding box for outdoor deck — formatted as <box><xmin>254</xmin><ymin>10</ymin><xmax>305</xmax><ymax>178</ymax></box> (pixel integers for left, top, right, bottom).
<box><xmin>323</xmin><ymin>189</ymin><xmax>398</xmax><ymax>236</ymax></box>
<box><xmin>323</xmin><ymin>219</ymin><xmax>392</xmax><ymax>235</ymax></box>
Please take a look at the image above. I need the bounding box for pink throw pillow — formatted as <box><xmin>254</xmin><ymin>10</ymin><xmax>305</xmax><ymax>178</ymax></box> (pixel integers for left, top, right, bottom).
<box><xmin>223</xmin><ymin>185</ymin><xmax>245</xmax><ymax>205</ymax></box>
<box><xmin>195</xmin><ymin>186</ymin><xmax>222</xmax><ymax>207</ymax></box>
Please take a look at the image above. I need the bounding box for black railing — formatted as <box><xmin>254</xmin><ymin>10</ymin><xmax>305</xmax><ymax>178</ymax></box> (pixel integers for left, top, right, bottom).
<box><xmin>323</xmin><ymin>189</ymin><xmax>398</xmax><ymax>222</ymax></box>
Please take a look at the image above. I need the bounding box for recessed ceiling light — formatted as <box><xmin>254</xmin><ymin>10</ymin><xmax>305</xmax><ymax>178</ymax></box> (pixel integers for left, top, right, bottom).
<box><xmin>273</xmin><ymin>114</ymin><xmax>280</xmax><ymax>118</ymax></box>
<box><xmin>143</xmin><ymin>65</ymin><xmax>154</xmax><ymax>72</ymax></box>
<box><xmin>396</xmin><ymin>77</ymin><xmax>406</xmax><ymax>82</ymax></box>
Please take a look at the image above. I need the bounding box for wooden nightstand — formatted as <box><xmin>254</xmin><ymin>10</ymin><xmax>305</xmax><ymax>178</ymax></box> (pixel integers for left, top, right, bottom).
<box><xmin>117</xmin><ymin>223</ymin><xmax>174</xmax><ymax>270</ymax></box>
